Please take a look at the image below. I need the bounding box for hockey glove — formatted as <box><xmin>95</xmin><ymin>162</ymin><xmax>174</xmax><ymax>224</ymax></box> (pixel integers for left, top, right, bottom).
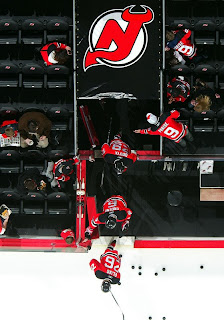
<box><xmin>85</xmin><ymin>227</ymin><xmax>93</xmax><ymax>240</ymax></box>
<box><xmin>121</xmin><ymin>221</ymin><xmax>129</xmax><ymax>232</ymax></box>
<box><xmin>85</xmin><ymin>231</ymin><xmax>91</xmax><ymax>240</ymax></box>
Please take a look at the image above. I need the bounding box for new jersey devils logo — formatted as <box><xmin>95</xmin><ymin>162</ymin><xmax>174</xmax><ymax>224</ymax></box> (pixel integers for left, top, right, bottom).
<box><xmin>83</xmin><ymin>5</ymin><xmax>154</xmax><ymax>71</ymax></box>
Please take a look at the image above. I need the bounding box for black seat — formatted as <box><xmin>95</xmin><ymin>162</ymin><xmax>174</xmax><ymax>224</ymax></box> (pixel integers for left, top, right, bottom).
<box><xmin>0</xmin><ymin>61</ymin><xmax>20</xmax><ymax>88</ymax></box>
<box><xmin>218</xmin><ymin>22</ymin><xmax>224</xmax><ymax>45</ymax></box>
<box><xmin>0</xmin><ymin>18</ymin><xmax>18</xmax><ymax>44</ymax></box>
<box><xmin>169</xmin><ymin>19</ymin><xmax>192</xmax><ymax>29</ymax></box>
<box><xmin>0</xmin><ymin>190</ymin><xmax>21</xmax><ymax>201</ymax></box>
<box><xmin>46</xmin><ymin>18</ymin><xmax>70</xmax><ymax>43</ymax></box>
<box><xmin>193</xmin><ymin>64</ymin><xmax>217</xmax><ymax>89</ymax></box>
<box><xmin>218</xmin><ymin>65</ymin><xmax>224</xmax><ymax>90</ymax></box>
<box><xmin>47</xmin><ymin>192</ymin><xmax>69</xmax><ymax>215</ymax></box>
<box><xmin>0</xmin><ymin>165</ymin><xmax>20</xmax><ymax>173</ymax></box>
<box><xmin>23</xmin><ymin>192</ymin><xmax>45</xmax><ymax>214</ymax></box>
<box><xmin>192</xmin><ymin>110</ymin><xmax>216</xmax><ymax>119</ymax></box>
<box><xmin>193</xmin><ymin>110</ymin><xmax>215</xmax><ymax>132</ymax></box>
<box><xmin>193</xmin><ymin>20</ymin><xmax>217</xmax><ymax>45</ymax></box>
<box><xmin>47</xmin><ymin>105</ymin><xmax>69</xmax><ymax>120</ymax></box>
<box><xmin>21</xmin><ymin>19</ymin><xmax>44</xmax><ymax>45</ymax></box>
<box><xmin>170</xmin><ymin>64</ymin><xmax>191</xmax><ymax>76</ymax></box>
<box><xmin>0</xmin><ymin>150</ymin><xmax>20</xmax><ymax>161</ymax></box>
<box><xmin>22</xmin><ymin>62</ymin><xmax>45</xmax><ymax>89</ymax></box>
<box><xmin>21</xmin><ymin>149</ymin><xmax>46</xmax><ymax>162</ymax></box>
<box><xmin>47</xmin><ymin>149</ymin><xmax>67</xmax><ymax>161</ymax></box>
<box><xmin>46</xmin><ymin>65</ymin><xmax>70</xmax><ymax>89</ymax></box>
<box><xmin>0</xmin><ymin>104</ymin><xmax>18</xmax><ymax>116</ymax></box>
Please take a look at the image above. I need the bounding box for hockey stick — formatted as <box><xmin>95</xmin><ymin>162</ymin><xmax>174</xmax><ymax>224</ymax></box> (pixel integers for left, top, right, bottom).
<box><xmin>100</xmin><ymin>117</ymin><xmax>113</xmax><ymax>193</ymax></box>
<box><xmin>110</xmin><ymin>289</ymin><xmax>125</xmax><ymax>320</ymax></box>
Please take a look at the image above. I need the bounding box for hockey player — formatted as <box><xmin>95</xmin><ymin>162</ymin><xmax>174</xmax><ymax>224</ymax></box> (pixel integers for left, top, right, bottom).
<box><xmin>167</xmin><ymin>77</ymin><xmax>191</xmax><ymax>104</ymax></box>
<box><xmin>60</xmin><ymin>228</ymin><xmax>75</xmax><ymax>245</ymax></box>
<box><xmin>40</xmin><ymin>42</ymin><xmax>72</xmax><ymax>66</ymax></box>
<box><xmin>45</xmin><ymin>157</ymin><xmax>79</xmax><ymax>189</ymax></box>
<box><xmin>89</xmin><ymin>240</ymin><xmax>121</xmax><ymax>293</ymax></box>
<box><xmin>85</xmin><ymin>195</ymin><xmax>132</xmax><ymax>239</ymax></box>
<box><xmin>134</xmin><ymin>111</ymin><xmax>193</xmax><ymax>148</ymax></box>
<box><xmin>165</xmin><ymin>29</ymin><xmax>197</xmax><ymax>60</ymax></box>
<box><xmin>101</xmin><ymin>133</ymin><xmax>137</xmax><ymax>175</ymax></box>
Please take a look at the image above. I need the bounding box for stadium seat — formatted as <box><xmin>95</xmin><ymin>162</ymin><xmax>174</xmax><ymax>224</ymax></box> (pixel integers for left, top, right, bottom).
<box><xmin>192</xmin><ymin>110</ymin><xmax>215</xmax><ymax>132</ymax></box>
<box><xmin>169</xmin><ymin>19</ymin><xmax>192</xmax><ymax>29</ymax></box>
<box><xmin>47</xmin><ymin>149</ymin><xmax>67</xmax><ymax>161</ymax></box>
<box><xmin>193</xmin><ymin>20</ymin><xmax>217</xmax><ymax>45</ymax></box>
<box><xmin>0</xmin><ymin>165</ymin><xmax>20</xmax><ymax>174</ymax></box>
<box><xmin>46</xmin><ymin>65</ymin><xmax>70</xmax><ymax>89</ymax></box>
<box><xmin>21</xmin><ymin>149</ymin><xmax>46</xmax><ymax>162</ymax></box>
<box><xmin>47</xmin><ymin>192</ymin><xmax>69</xmax><ymax>214</ymax></box>
<box><xmin>0</xmin><ymin>190</ymin><xmax>21</xmax><ymax>201</ymax></box>
<box><xmin>218</xmin><ymin>22</ymin><xmax>224</xmax><ymax>45</ymax></box>
<box><xmin>0</xmin><ymin>18</ymin><xmax>19</xmax><ymax>44</ymax></box>
<box><xmin>218</xmin><ymin>65</ymin><xmax>224</xmax><ymax>89</ymax></box>
<box><xmin>21</xmin><ymin>19</ymin><xmax>44</xmax><ymax>45</ymax></box>
<box><xmin>46</xmin><ymin>18</ymin><xmax>70</xmax><ymax>43</ymax></box>
<box><xmin>47</xmin><ymin>105</ymin><xmax>69</xmax><ymax>120</ymax></box>
<box><xmin>23</xmin><ymin>192</ymin><xmax>45</xmax><ymax>214</ymax></box>
<box><xmin>192</xmin><ymin>110</ymin><xmax>216</xmax><ymax>119</ymax></box>
<box><xmin>0</xmin><ymin>150</ymin><xmax>20</xmax><ymax>161</ymax></box>
<box><xmin>170</xmin><ymin>64</ymin><xmax>191</xmax><ymax>76</ymax></box>
<box><xmin>193</xmin><ymin>64</ymin><xmax>217</xmax><ymax>89</ymax></box>
<box><xmin>0</xmin><ymin>104</ymin><xmax>18</xmax><ymax>116</ymax></box>
<box><xmin>0</xmin><ymin>60</ymin><xmax>20</xmax><ymax>88</ymax></box>
<box><xmin>216</xmin><ymin>109</ymin><xmax>224</xmax><ymax>131</ymax></box>
<box><xmin>22</xmin><ymin>62</ymin><xmax>45</xmax><ymax>89</ymax></box>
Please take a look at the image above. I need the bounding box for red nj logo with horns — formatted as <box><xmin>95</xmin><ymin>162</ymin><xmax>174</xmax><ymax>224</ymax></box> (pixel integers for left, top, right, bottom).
<box><xmin>83</xmin><ymin>5</ymin><xmax>154</xmax><ymax>71</ymax></box>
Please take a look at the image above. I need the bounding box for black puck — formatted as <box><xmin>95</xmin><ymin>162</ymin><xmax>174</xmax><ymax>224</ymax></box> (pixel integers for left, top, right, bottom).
<box><xmin>200</xmin><ymin>265</ymin><xmax>204</xmax><ymax>269</ymax></box>
<box><xmin>131</xmin><ymin>265</ymin><xmax>135</xmax><ymax>269</ymax></box>
<box><xmin>138</xmin><ymin>272</ymin><xmax>142</xmax><ymax>275</ymax></box>
<box><xmin>162</xmin><ymin>268</ymin><xmax>166</xmax><ymax>271</ymax></box>
<box><xmin>149</xmin><ymin>317</ymin><xmax>152</xmax><ymax>320</ymax></box>
<box><xmin>155</xmin><ymin>272</ymin><xmax>158</xmax><ymax>276</ymax></box>
<box><xmin>138</xmin><ymin>266</ymin><xmax>142</xmax><ymax>269</ymax></box>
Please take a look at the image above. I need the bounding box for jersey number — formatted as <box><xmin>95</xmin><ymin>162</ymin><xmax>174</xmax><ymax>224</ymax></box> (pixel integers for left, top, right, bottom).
<box><xmin>178</xmin><ymin>44</ymin><xmax>194</xmax><ymax>56</ymax></box>
<box><xmin>164</xmin><ymin>127</ymin><xmax>179</xmax><ymax>138</ymax></box>
<box><xmin>111</xmin><ymin>143</ymin><xmax>128</xmax><ymax>154</ymax></box>
<box><xmin>105</xmin><ymin>256</ymin><xmax>119</xmax><ymax>272</ymax></box>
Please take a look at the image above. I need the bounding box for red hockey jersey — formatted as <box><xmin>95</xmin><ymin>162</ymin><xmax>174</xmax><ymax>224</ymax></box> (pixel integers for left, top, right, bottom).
<box><xmin>40</xmin><ymin>42</ymin><xmax>67</xmax><ymax>66</ymax></box>
<box><xmin>90</xmin><ymin>244</ymin><xmax>121</xmax><ymax>281</ymax></box>
<box><xmin>167</xmin><ymin>29</ymin><xmax>196</xmax><ymax>59</ymax></box>
<box><xmin>140</xmin><ymin>110</ymin><xmax>187</xmax><ymax>143</ymax></box>
<box><xmin>53</xmin><ymin>158</ymin><xmax>79</xmax><ymax>187</ymax></box>
<box><xmin>87</xmin><ymin>195</ymin><xmax>132</xmax><ymax>232</ymax></box>
<box><xmin>102</xmin><ymin>138</ymin><xmax>137</xmax><ymax>162</ymax></box>
<box><xmin>167</xmin><ymin>78</ymin><xmax>191</xmax><ymax>102</ymax></box>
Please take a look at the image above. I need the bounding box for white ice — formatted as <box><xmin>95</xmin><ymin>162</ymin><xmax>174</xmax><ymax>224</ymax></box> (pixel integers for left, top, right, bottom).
<box><xmin>1</xmin><ymin>239</ymin><xmax>224</xmax><ymax>320</ymax></box>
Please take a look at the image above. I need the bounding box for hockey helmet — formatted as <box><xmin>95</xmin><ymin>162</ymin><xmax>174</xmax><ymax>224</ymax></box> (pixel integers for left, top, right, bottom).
<box><xmin>101</xmin><ymin>279</ymin><xmax>111</xmax><ymax>293</ymax></box>
<box><xmin>105</xmin><ymin>213</ymin><xmax>117</xmax><ymax>230</ymax></box>
<box><xmin>114</xmin><ymin>158</ymin><xmax>125</xmax><ymax>175</ymax></box>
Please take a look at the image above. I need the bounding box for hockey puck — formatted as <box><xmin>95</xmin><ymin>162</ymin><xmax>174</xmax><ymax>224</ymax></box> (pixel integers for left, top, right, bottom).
<box><xmin>138</xmin><ymin>266</ymin><xmax>142</xmax><ymax>269</ymax></box>
<box><xmin>149</xmin><ymin>317</ymin><xmax>152</xmax><ymax>320</ymax></box>
<box><xmin>162</xmin><ymin>268</ymin><xmax>166</xmax><ymax>271</ymax></box>
<box><xmin>200</xmin><ymin>265</ymin><xmax>204</xmax><ymax>269</ymax></box>
<box><xmin>138</xmin><ymin>272</ymin><xmax>142</xmax><ymax>276</ymax></box>
<box><xmin>155</xmin><ymin>272</ymin><xmax>158</xmax><ymax>276</ymax></box>
<box><xmin>163</xmin><ymin>317</ymin><xmax>166</xmax><ymax>320</ymax></box>
<box><xmin>131</xmin><ymin>265</ymin><xmax>135</xmax><ymax>269</ymax></box>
